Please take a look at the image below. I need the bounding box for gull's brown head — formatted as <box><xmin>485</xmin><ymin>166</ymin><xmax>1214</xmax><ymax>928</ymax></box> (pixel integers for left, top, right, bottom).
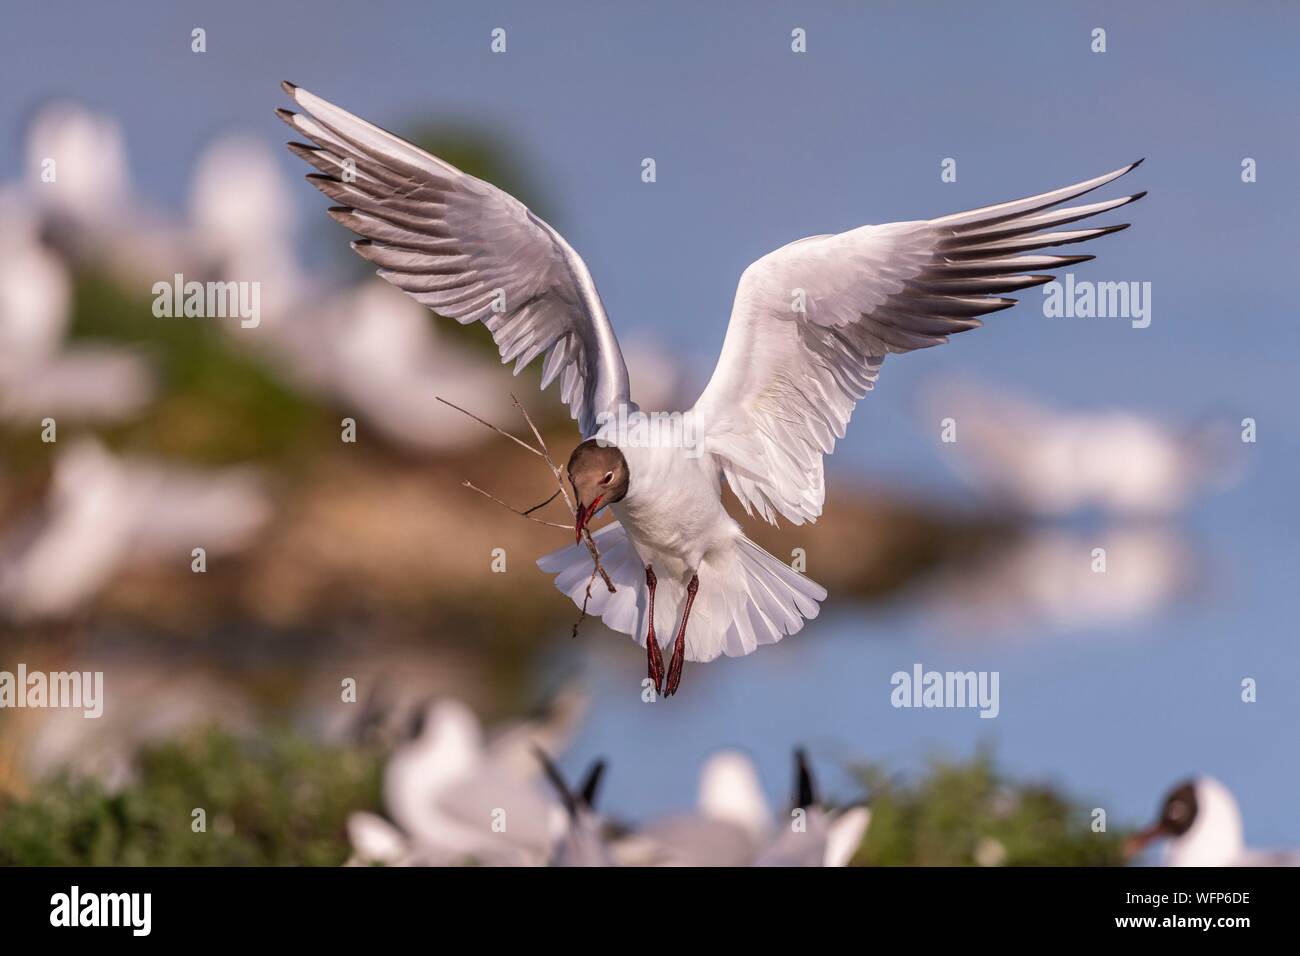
<box><xmin>1124</xmin><ymin>779</ymin><xmax>1198</xmax><ymax>858</ymax></box>
<box><xmin>567</xmin><ymin>439</ymin><xmax>629</xmax><ymax>543</ymax></box>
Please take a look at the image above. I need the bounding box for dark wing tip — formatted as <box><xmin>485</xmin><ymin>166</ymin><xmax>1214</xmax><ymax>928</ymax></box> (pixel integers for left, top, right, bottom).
<box><xmin>1131</xmin><ymin>190</ymin><xmax>1148</xmax><ymax>202</ymax></box>
<box><xmin>532</xmin><ymin>745</ymin><xmax>578</xmax><ymax>819</ymax></box>
<box><xmin>1133</xmin><ymin>157</ymin><xmax>1145</xmax><ymax>168</ymax></box>
<box><xmin>794</xmin><ymin>747</ymin><xmax>816</xmax><ymax>810</ymax></box>
<box><xmin>579</xmin><ymin>759</ymin><xmax>606</xmax><ymax>810</ymax></box>
<box><xmin>281</xmin><ymin>80</ymin><xmax>299</xmax><ymax>95</ymax></box>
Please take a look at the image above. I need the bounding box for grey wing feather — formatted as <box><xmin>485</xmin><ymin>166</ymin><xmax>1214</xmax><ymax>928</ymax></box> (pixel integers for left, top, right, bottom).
<box><xmin>279</xmin><ymin>83</ymin><xmax>631</xmax><ymax>437</ymax></box>
<box><xmin>693</xmin><ymin>161</ymin><xmax>1145</xmax><ymax>525</ymax></box>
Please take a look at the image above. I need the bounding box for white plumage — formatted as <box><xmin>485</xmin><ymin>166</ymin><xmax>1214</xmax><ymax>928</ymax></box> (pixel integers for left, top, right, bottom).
<box><xmin>0</xmin><ymin>439</ymin><xmax>269</xmax><ymax>618</ymax></box>
<box><xmin>280</xmin><ymin>82</ymin><xmax>1143</xmax><ymax>673</ymax></box>
<box><xmin>1133</xmin><ymin>777</ymin><xmax>1300</xmax><ymax>867</ymax></box>
<box><xmin>615</xmin><ymin>749</ymin><xmax>869</xmax><ymax>867</ymax></box>
<box><xmin>927</xmin><ymin>380</ymin><xmax>1240</xmax><ymax>516</ymax></box>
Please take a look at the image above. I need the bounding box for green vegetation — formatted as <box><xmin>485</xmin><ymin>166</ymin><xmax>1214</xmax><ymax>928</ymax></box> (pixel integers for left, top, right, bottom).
<box><xmin>0</xmin><ymin>729</ymin><xmax>380</xmax><ymax>866</ymax></box>
<box><xmin>852</xmin><ymin>750</ymin><xmax>1127</xmax><ymax>866</ymax></box>
<box><xmin>0</xmin><ymin>730</ymin><xmax>1124</xmax><ymax>866</ymax></box>
<box><xmin>69</xmin><ymin>270</ymin><xmax>329</xmax><ymax>466</ymax></box>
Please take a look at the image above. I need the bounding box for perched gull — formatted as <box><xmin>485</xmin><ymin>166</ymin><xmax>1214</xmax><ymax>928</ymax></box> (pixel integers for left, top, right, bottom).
<box><xmin>616</xmin><ymin>748</ymin><xmax>868</xmax><ymax>867</ymax></box>
<box><xmin>0</xmin><ymin>196</ymin><xmax>154</xmax><ymax>422</ymax></box>
<box><xmin>280</xmin><ymin>82</ymin><xmax>1144</xmax><ymax>696</ymax></box>
<box><xmin>0</xmin><ymin>439</ymin><xmax>268</xmax><ymax>619</ymax></box>
<box><xmin>534</xmin><ymin>749</ymin><xmax>616</xmax><ymax>867</ymax></box>
<box><xmin>614</xmin><ymin>749</ymin><xmax>777</xmax><ymax>866</ymax></box>
<box><xmin>927</xmin><ymin>381</ymin><xmax>1240</xmax><ymax>516</ymax></box>
<box><xmin>24</xmin><ymin>102</ymin><xmax>196</xmax><ymax>285</ymax></box>
<box><xmin>1127</xmin><ymin>777</ymin><xmax>1300</xmax><ymax>867</ymax></box>
<box><xmin>752</xmin><ymin>749</ymin><xmax>871</xmax><ymax>867</ymax></box>
<box><xmin>347</xmin><ymin>697</ymin><xmax>580</xmax><ymax>866</ymax></box>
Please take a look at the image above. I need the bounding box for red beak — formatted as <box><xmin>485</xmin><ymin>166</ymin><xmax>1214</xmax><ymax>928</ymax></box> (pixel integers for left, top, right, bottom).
<box><xmin>574</xmin><ymin>494</ymin><xmax>604</xmax><ymax>544</ymax></box>
<box><xmin>1123</xmin><ymin>825</ymin><xmax>1163</xmax><ymax>859</ymax></box>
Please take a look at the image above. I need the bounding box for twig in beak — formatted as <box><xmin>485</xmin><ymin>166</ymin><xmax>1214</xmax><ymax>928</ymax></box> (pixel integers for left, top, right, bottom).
<box><xmin>437</xmin><ymin>394</ymin><xmax>617</xmax><ymax>642</ymax></box>
<box><xmin>510</xmin><ymin>394</ymin><xmax>614</xmax><ymax>594</ymax></box>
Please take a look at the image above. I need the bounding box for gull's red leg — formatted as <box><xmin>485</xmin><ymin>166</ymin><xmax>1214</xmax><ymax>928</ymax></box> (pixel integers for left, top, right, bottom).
<box><xmin>664</xmin><ymin>573</ymin><xmax>698</xmax><ymax>697</ymax></box>
<box><xmin>645</xmin><ymin>565</ymin><xmax>664</xmax><ymax>694</ymax></box>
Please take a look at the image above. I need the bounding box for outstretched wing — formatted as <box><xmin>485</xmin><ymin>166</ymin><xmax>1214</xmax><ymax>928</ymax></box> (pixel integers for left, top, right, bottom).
<box><xmin>690</xmin><ymin>162</ymin><xmax>1145</xmax><ymax>525</ymax></box>
<box><xmin>278</xmin><ymin>82</ymin><xmax>632</xmax><ymax>437</ymax></box>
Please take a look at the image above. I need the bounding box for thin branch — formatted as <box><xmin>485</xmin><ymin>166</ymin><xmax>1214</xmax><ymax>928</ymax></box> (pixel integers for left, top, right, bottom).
<box><xmin>522</xmin><ymin>489</ymin><xmax>561</xmax><ymax>516</ymax></box>
<box><xmin>436</xmin><ymin>396</ymin><xmax>544</xmax><ymax>458</ymax></box>
<box><xmin>462</xmin><ymin>481</ymin><xmax>573</xmax><ymax>531</ymax></box>
<box><xmin>437</xmin><ymin>393</ymin><xmax>618</xmax><ymax>640</ymax></box>
<box><xmin>511</xmin><ymin>394</ymin><xmax>615</xmax><ymax>595</ymax></box>
<box><xmin>571</xmin><ymin>564</ymin><xmax>601</xmax><ymax>639</ymax></box>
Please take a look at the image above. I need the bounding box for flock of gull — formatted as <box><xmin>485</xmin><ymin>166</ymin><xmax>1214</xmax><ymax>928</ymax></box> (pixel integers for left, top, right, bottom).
<box><xmin>346</xmin><ymin>695</ymin><xmax>863</xmax><ymax>867</ymax></box>
<box><xmin>343</xmin><ymin>694</ymin><xmax>1291</xmax><ymax>867</ymax></box>
<box><xmin>0</xmin><ymin>98</ymin><xmax>1283</xmax><ymax>866</ymax></box>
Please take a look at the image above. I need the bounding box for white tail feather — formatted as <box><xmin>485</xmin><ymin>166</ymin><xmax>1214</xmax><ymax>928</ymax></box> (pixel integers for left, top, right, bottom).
<box><xmin>537</xmin><ymin>523</ymin><xmax>825</xmax><ymax>663</ymax></box>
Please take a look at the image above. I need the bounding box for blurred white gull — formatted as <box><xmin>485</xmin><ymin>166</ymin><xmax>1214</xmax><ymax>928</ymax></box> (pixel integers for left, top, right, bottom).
<box><xmin>928</xmin><ymin>381</ymin><xmax>1241</xmax><ymax>516</ymax></box>
<box><xmin>924</xmin><ymin>526</ymin><xmax>1193</xmax><ymax>635</ymax></box>
<box><xmin>189</xmin><ymin>133</ymin><xmax>309</xmax><ymax>318</ymax></box>
<box><xmin>617</xmin><ymin>749</ymin><xmax>869</xmax><ymax>867</ymax></box>
<box><xmin>309</xmin><ymin>281</ymin><xmax>512</xmax><ymax>451</ymax></box>
<box><xmin>346</xmin><ymin>694</ymin><xmax>582</xmax><ymax>866</ymax></box>
<box><xmin>0</xmin><ymin>195</ymin><xmax>154</xmax><ymax>422</ymax></box>
<box><xmin>0</xmin><ymin>439</ymin><xmax>269</xmax><ymax>619</ymax></box>
<box><xmin>534</xmin><ymin>750</ymin><xmax>616</xmax><ymax>867</ymax></box>
<box><xmin>1127</xmin><ymin>777</ymin><xmax>1300</xmax><ymax>867</ymax></box>
<box><xmin>752</xmin><ymin>749</ymin><xmax>872</xmax><ymax>867</ymax></box>
<box><xmin>24</xmin><ymin>102</ymin><xmax>196</xmax><ymax>283</ymax></box>
<box><xmin>615</xmin><ymin>749</ymin><xmax>774</xmax><ymax>866</ymax></box>
<box><xmin>25</xmin><ymin>103</ymin><xmax>130</xmax><ymax>221</ymax></box>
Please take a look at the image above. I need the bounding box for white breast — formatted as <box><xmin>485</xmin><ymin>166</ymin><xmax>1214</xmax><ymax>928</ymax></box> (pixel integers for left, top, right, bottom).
<box><xmin>611</xmin><ymin>440</ymin><xmax>735</xmax><ymax>579</ymax></box>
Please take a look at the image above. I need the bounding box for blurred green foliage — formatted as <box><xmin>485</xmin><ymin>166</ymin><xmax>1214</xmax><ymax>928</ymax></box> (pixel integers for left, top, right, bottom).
<box><xmin>69</xmin><ymin>271</ymin><xmax>331</xmax><ymax>466</ymax></box>
<box><xmin>0</xmin><ymin>730</ymin><xmax>1126</xmax><ymax>865</ymax></box>
<box><xmin>852</xmin><ymin>749</ymin><xmax>1127</xmax><ymax>866</ymax></box>
<box><xmin>0</xmin><ymin>729</ymin><xmax>380</xmax><ymax>866</ymax></box>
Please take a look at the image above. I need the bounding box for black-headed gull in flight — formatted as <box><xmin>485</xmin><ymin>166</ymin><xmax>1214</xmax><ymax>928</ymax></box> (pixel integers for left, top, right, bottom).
<box><xmin>1127</xmin><ymin>777</ymin><xmax>1300</xmax><ymax>867</ymax></box>
<box><xmin>279</xmin><ymin>82</ymin><xmax>1144</xmax><ymax>696</ymax></box>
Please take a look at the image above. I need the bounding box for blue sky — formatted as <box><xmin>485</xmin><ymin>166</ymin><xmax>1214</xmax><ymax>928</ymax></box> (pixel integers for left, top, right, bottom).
<box><xmin>3</xmin><ymin>1</ymin><xmax>1298</xmax><ymax>844</ymax></box>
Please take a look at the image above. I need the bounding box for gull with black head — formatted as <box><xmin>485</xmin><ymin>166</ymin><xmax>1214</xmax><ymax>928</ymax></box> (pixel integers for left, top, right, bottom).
<box><xmin>1127</xmin><ymin>777</ymin><xmax>1299</xmax><ymax>867</ymax></box>
<box><xmin>279</xmin><ymin>81</ymin><xmax>1145</xmax><ymax>697</ymax></box>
